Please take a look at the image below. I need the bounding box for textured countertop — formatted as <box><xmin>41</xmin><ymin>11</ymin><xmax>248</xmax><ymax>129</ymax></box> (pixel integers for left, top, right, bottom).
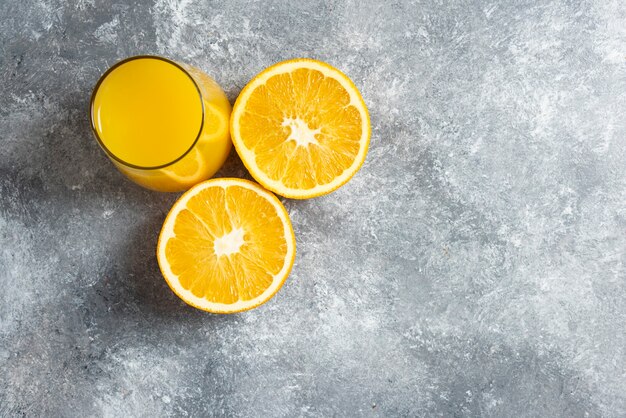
<box><xmin>1</xmin><ymin>1</ymin><xmax>625</xmax><ymax>416</ymax></box>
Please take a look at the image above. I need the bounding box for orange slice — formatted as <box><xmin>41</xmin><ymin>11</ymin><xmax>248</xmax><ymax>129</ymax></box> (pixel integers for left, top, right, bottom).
<box><xmin>161</xmin><ymin>147</ymin><xmax>206</xmax><ymax>185</ymax></box>
<box><xmin>199</xmin><ymin>101</ymin><xmax>229</xmax><ymax>143</ymax></box>
<box><xmin>161</xmin><ymin>102</ymin><xmax>231</xmax><ymax>187</ymax></box>
<box><xmin>157</xmin><ymin>178</ymin><xmax>296</xmax><ymax>313</ymax></box>
<box><xmin>230</xmin><ymin>58</ymin><xmax>371</xmax><ymax>199</ymax></box>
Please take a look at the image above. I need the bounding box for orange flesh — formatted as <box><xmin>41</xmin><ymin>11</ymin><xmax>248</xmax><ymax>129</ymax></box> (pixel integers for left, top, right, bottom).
<box><xmin>165</xmin><ymin>185</ymin><xmax>288</xmax><ymax>303</ymax></box>
<box><xmin>238</xmin><ymin>68</ymin><xmax>363</xmax><ymax>190</ymax></box>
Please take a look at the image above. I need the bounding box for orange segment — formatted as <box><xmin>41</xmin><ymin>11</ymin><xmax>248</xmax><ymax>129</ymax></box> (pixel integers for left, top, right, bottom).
<box><xmin>157</xmin><ymin>178</ymin><xmax>296</xmax><ymax>313</ymax></box>
<box><xmin>231</xmin><ymin>58</ymin><xmax>371</xmax><ymax>199</ymax></box>
<box><xmin>161</xmin><ymin>147</ymin><xmax>205</xmax><ymax>183</ymax></box>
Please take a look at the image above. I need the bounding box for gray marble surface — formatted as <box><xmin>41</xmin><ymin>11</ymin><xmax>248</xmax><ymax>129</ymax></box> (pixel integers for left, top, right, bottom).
<box><xmin>1</xmin><ymin>0</ymin><xmax>625</xmax><ymax>416</ymax></box>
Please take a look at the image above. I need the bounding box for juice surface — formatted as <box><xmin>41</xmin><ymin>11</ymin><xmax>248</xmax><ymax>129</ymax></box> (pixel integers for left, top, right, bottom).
<box><xmin>92</xmin><ymin>57</ymin><xmax>203</xmax><ymax>168</ymax></box>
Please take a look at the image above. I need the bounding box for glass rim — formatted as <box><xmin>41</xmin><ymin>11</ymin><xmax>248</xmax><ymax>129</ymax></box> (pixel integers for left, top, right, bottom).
<box><xmin>89</xmin><ymin>54</ymin><xmax>205</xmax><ymax>171</ymax></box>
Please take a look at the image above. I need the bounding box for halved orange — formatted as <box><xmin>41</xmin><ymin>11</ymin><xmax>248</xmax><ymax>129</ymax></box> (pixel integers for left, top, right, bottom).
<box><xmin>157</xmin><ymin>178</ymin><xmax>296</xmax><ymax>313</ymax></box>
<box><xmin>231</xmin><ymin>58</ymin><xmax>371</xmax><ymax>199</ymax></box>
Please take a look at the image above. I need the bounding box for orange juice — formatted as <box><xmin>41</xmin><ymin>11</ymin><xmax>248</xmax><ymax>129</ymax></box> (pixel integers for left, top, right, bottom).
<box><xmin>90</xmin><ymin>56</ymin><xmax>232</xmax><ymax>192</ymax></box>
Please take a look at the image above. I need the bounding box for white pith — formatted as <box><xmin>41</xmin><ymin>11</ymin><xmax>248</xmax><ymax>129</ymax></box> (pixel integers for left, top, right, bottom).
<box><xmin>283</xmin><ymin>117</ymin><xmax>320</xmax><ymax>147</ymax></box>
<box><xmin>214</xmin><ymin>227</ymin><xmax>245</xmax><ymax>257</ymax></box>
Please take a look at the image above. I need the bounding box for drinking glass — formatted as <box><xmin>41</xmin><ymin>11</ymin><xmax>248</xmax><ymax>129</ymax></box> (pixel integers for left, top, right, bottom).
<box><xmin>90</xmin><ymin>55</ymin><xmax>232</xmax><ymax>192</ymax></box>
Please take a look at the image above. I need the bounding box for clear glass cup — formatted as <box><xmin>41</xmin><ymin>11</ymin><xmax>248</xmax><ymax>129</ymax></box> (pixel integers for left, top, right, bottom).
<box><xmin>90</xmin><ymin>55</ymin><xmax>232</xmax><ymax>192</ymax></box>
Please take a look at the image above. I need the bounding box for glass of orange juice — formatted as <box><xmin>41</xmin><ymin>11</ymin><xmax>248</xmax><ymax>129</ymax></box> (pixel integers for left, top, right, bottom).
<box><xmin>90</xmin><ymin>55</ymin><xmax>232</xmax><ymax>192</ymax></box>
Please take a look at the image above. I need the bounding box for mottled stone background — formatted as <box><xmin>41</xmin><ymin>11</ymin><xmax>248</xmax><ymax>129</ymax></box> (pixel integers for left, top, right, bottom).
<box><xmin>1</xmin><ymin>0</ymin><xmax>625</xmax><ymax>416</ymax></box>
